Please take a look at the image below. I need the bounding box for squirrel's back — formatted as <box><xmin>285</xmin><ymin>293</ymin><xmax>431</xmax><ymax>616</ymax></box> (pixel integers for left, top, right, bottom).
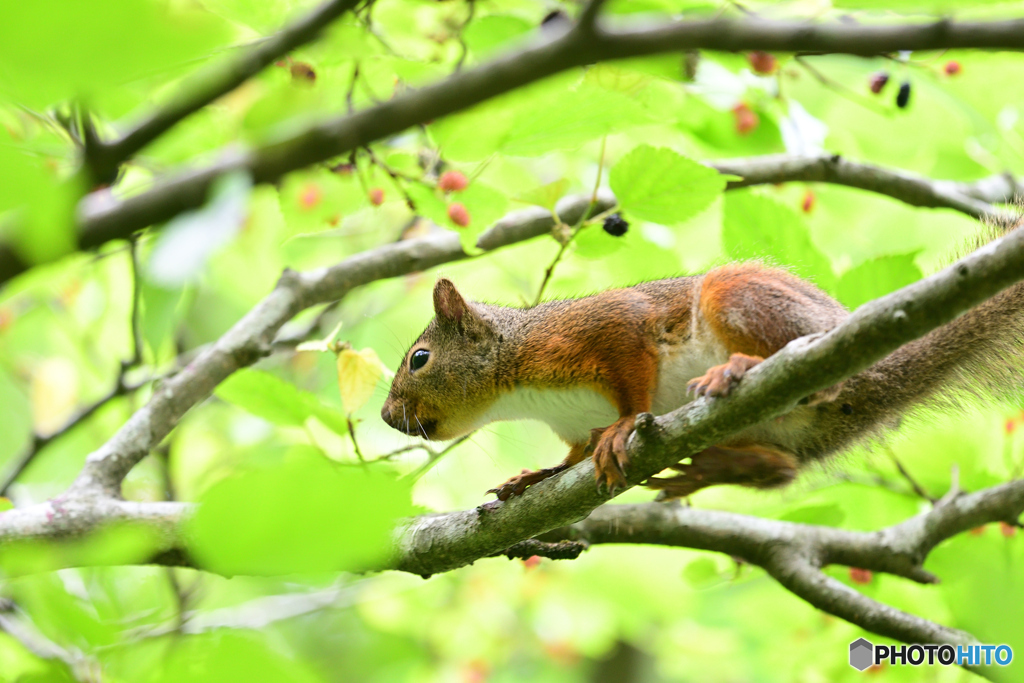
<box><xmin>781</xmin><ymin>222</ymin><xmax>1024</xmax><ymax>462</ymax></box>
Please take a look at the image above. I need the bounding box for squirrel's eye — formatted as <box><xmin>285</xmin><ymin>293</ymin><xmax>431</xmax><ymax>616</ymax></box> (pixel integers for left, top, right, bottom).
<box><xmin>409</xmin><ymin>349</ymin><xmax>430</xmax><ymax>372</ymax></box>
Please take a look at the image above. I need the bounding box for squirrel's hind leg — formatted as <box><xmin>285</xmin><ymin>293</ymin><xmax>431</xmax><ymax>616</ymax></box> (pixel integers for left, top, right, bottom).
<box><xmin>644</xmin><ymin>443</ymin><xmax>798</xmax><ymax>500</ymax></box>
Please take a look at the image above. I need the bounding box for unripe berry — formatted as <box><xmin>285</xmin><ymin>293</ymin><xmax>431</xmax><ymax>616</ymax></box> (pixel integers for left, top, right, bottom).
<box><xmin>522</xmin><ymin>555</ymin><xmax>542</xmax><ymax>569</ymax></box>
<box><xmin>868</xmin><ymin>71</ymin><xmax>889</xmax><ymax>94</ymax></box>
<box><xmin>448</xmin><ymin>202</ymin><xmax>471</xmax><ymax>227</ymax></box>
<box><xmin>801</xmin><ymin>189</ymin><xmax>816</xmax><ymax>213</ymax></box>
<box><xmin>747</xmin><ymin>51</ymin><xmax>777</xmax><ymax>75</ymax></box>
<box><xmin>368</xmin><ymin>187</ymin><xmax>385</xmax><ymax>206</ymax></box>
<box><xmin>438</xmin><ymin>170</ymin><xmax>468</xmax><ymax>192</ymax></box>
<box><xmin>849</xmin><ymin>567</ymin><xmax>873</xmax><ymax>585</ymax></box>
<box><xmin>299</xmin><ymin>183</ymin><xmax>322</xmax><ymax>210</ymax></box>
<box><xmin>732</xmin><ymin>103</ymin><xmax>759</xmax><ymax>135</ymax></box>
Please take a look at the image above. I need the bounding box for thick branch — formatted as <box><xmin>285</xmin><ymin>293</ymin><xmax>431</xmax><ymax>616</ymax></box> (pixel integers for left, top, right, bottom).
<box><xmin>5</xmin><ymin>153</ymin><xmax>1008</xmax><ymax>489</ymax></box>
<box><xmin>393</xmin><ymin>223</ymin><xmax>1024</xmax><ymax>577</ymax></box>
<box><xmin>83</xmin><ymin>0</ymin><xmax>363</xmax><ymax>184</ymax></box>
<box><xmin>2</xmin><ymin>479</ymin><xmax>1021</xmax><ymax>676</ymax></box>
<box><xmin>4</xmin><ymin>16</ymin><xmax>1024</xmax><ymax>284</ymax></box>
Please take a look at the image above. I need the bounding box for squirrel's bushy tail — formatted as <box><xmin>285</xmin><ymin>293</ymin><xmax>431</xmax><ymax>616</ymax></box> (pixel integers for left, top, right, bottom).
<box><xmin>805</xmin><ymin>218</ymin><xmax>1024</xmax><ymax>459</ymax></box>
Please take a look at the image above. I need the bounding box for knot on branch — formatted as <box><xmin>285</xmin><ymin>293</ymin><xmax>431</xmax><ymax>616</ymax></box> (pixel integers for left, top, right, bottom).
<box><xmin>493</xmin><ymin>539</ymin><xmax>589</xmax><ymax>561</ymax></box>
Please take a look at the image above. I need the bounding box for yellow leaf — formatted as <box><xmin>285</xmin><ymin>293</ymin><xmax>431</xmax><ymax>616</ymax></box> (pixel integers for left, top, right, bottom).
<box><xmin>337</xmin><ymin>347</ymin><xmax>387</xmax><ymax>414</ymax></box>
<box><xmin>30</xmin><ymin>357</ymin><xmax>78</xmax><ymax>434</ymax></box>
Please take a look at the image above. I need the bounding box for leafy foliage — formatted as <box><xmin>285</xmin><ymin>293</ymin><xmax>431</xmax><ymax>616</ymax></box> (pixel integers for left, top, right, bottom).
<box><xmin>0</xmin><ymin>0</ymin><xmax>1023</xmax><ymax>681</ymax></box>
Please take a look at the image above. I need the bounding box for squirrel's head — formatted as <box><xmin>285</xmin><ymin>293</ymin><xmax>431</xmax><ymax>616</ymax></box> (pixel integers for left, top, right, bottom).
<box><xmin>381</xmin><ymin>278</ymin><xmax>500</xmax><ymax>441</ymax></box>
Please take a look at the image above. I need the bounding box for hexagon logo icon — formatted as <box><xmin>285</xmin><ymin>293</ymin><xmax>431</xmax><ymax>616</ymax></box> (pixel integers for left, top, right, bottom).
<box><xmin>849</xmin><ymin>638</ymin><xmax>874</xmax><ymax>671</ymax></box>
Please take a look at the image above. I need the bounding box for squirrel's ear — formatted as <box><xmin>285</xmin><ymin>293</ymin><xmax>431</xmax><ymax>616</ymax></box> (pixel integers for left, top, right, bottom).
<box><xmin>433</xmin><ymin>278</ymin><xmax>469</xmax><ymax>326</ymax></box>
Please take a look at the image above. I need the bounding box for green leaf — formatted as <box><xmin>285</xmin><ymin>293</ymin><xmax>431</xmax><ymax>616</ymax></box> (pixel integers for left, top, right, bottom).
<box><xmin>0</xmin><ymin>0</ymin><xmax>230</xmax><ymax>107</ymax></box>
<box><xmin>682</xmin><ymin>557</ymin><xmax>723</xmax><ymax>589</ymax></box>
<box><xmin>450</xmin><ymin>182</ymin><xmax>507</xmax><ymax>250</ymax></box>
<box><xmin>722</xmin><ymin>191</ymin><xmax>836</xmax><ymax>292</ymax></box>
<box><xmin>0</xmin><ymin>523</ymin><xmax>164</xmax><ymax>577</ymax></box>
<box><xmin>405</xmin><ymin>184</ymin><xmax>450</xmax><ymax>228</ymax></box>
<box><xmin>501</xmin><ymin>84</ymin><xmax>651</xmax><ymax>157</ymax></box>
<box><xmin>573</xmin><ymin>224</ymin><xmax>627</xmax><ymax>259</ymax></box>
<box><xmin>609</xmin><ymin>145</ymin><xmax>724</xmax><ymax>225</ymax></box>
<box><xmin>215</xmin><ymin>369</ymin><xmax>349</xmax><ymax>436</ymax></box>
<box><xmin>430</xmin><ymin>76</ymin><xmax>653</xmax><ymax>161</ymax></box>
<box><xmin>0</xmin><ymin>130</ymin><xmax>79</xmax><ymax>264</ymax></box>
<box><xmin>462</xmin><ymin>15</ymin><xmax>533</xmax><ymax>56</ymax></box>
<box><xmin>140</xmin><ymin>281</ymin><xmax>183</xmax><ymax>358</ymax></box>
<box><xmin>277</xmin><ymin>167</ymin><xmax>366</xmax><ymax>235</ymax></box>
<box><xmin>836</xmin><ymin>252</ymin><xmax>923</xmax><ymax>310</ymax></box>
<box><xmin>151</xmin><ymin>632</ymin><xmax>324</xmax><ymax>683</ymax></box>
<box><xmin>188</xmin><ymin>457</ymin><xmax>414</xmax><ymax>575</ymax></box>
<box><xmin>515</xmin><ymin>179</ymin><xmax>570</xmax><ymax>212</ymax></box>
<box><xmin>778</xmin><ymin>503</ymin><xmax>845</xmax><ymax>527</ymax></box>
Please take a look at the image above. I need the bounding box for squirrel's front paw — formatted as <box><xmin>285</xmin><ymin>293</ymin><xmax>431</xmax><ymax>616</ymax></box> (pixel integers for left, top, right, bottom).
<box><xmin>687</xmin><ymin>353</ymin><xmax>763</xmax><ymax>398</ymax></box>
<box><xmin>488</xmin><ymin>466</ymin><xmax>563</xmax><ymax>501</ymax></box>
<box><xmin>591</xmin><ymin>416</ymin><xmax>635</xmax><ymax>492</ymax></box>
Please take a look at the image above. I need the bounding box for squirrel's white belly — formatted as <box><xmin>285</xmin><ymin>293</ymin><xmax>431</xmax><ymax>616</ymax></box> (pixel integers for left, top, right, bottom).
<box><xmin>478</xmin><ymin>387</ymin><xmax>619</xmax><ymax>445</ymax></box>
<box><xmin>476</xmin><ymin>341</ymin><xmax>730</xmax><ymax>444</ymax></box>
<box><xmin>651</xmin><ymin>340</ymin><xmax>729</xmax><ymax>415</ymax></box>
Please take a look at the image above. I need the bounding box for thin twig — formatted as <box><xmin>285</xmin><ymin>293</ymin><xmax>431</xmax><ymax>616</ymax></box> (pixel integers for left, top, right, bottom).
<box><xmin>9</xmin><ymin>13</ymin><xmax>1023</xmax><ymax>286</ymax></box>
<box><xmin>345</xmin><ymin>62</ymin><xmax>360</xmax><ymax>114</ymax></box>
<box><xmin>346</xmin><ymin>416</ymin><xmax>366</xmax><ymax>463</ymax></box>
<box><xmin>533</xmin><ymin>136</ymin><xmax>609</xmax><ymax>305</ymax></box>
<box><xmin>409</xmin><ymin>433</ymin><xmax>473</xmax><ymax>479</ymax></box>
<box><xmin>886</xmin><ymin>447</ymin><xmax>937</xmax><ymax>503</ymax></box>
<box><xmin>125</xmin><ymin>237</ymin><xmax>144</xmax><ymax>368</ymax></box>
<box><xmin>794</xmin><ymin>55</ymin><xmax>891</xmax><ymax>117</ymax></box>
<box><xmin>0</xmin><ymin>246</ymin><xmax>150</xmax><ymax>495</ymax></box>
<box><xmin>453</xmin><ymin>0</ymin><xmax>476</xmax><ymax>72</ymax></box>
<box><xmin>362</xmin><ymin>146</ymin><xmax>421</xmax><ymax>210</ymax></box>
<box><xmin>83</xmin><ymin>0</ymin><xmax>364</xmax><ymax>182</ymax></box>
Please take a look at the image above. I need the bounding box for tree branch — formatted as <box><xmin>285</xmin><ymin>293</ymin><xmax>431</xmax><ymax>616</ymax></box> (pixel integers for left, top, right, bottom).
<box><xmin>2</xmin><ymin>166</ymin><xmax>1024</xmax><ymax>670</ymax></box>
<box><xmin>1</xmin><ymin>478</ymin><xmax>1021</xmax><ymax>678</ymax></box>
<box><xmin>714</xmin><ymin>154</ymin><xmax>1019</xmax><ymax>224</ymax></box>
<box><xmin>82</xmin><ymin>0</ymin><xmax>364</xmax><ymax>184</ymax></box>
<box><xmin>392</xmin><ymin>221</ymin><xmax>1024</xmax><ymax>577</ymax></box>
<box><xmin>0</xmin><ymin>600</ymin><xmax>92</xmax><ymax>677</ymax></box>
<box><xmin>5</xmin><ymin>15</ymin><xmax>1024</xmax><ymax>284</ymax></box>
<box><xmin>0</xmin><ymin>375</ymin><xmax>150</xmax><ymax>497</ymax></box>
<box><xmin>0</xmin><ymin>243</ymin><xmax>149</xmax><ymax>496</ymax></box>
<box><xmin>8</xmin><ymin>154</ymin><xmax>1009</xmax><ymax>494</ymax></box>
<box><xmin>66</xmin><ymin>194</ymin><xmax>615</xmax><ymax>498</ymax></box>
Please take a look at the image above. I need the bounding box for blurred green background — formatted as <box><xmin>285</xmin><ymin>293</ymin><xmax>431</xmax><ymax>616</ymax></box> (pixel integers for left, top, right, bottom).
<box><xmin>1</xmin><ymin>0</ymin><xmax>1023</xmax><ymax>680</ymax></box>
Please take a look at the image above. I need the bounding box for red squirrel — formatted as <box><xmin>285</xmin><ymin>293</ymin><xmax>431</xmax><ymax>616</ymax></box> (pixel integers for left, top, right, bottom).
<box><xmin>381</xmin><ymin>230</ymin><xmax>1024</xmax><ymax>501</ymax></box>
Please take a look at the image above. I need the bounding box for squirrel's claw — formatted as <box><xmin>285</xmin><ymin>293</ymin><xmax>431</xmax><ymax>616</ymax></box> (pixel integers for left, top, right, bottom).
<box><xmin>687</xmin><ymin>353</ymin><xmax>764</xmax><ymax>399</ymax></box>
<box><xmin>487</xmin><ymin>466</ymin><xmax>566</xmax><ymax>501</ymax></box>
<box><xmin>591</xmin><ymin>416</ymin><xmax>634</xmax><ymax>493</ymax></box>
